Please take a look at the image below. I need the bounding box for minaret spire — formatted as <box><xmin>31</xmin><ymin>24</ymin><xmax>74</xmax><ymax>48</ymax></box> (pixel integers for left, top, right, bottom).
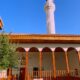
<box><xmin>45</xmin><ymin>0</ymin><xmax>55</xmax><ymax>34</ymax></box>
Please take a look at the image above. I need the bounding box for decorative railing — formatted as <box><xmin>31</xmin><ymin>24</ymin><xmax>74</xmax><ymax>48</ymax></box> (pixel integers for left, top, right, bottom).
<box><xmin>28</xmin><ymin>71</ymin><xmax>53</xmax><ymax>80</ymax></box>
<box><xmin>56</xmin><ymin>69</ymin><xmax>80</xmax><ymax>77</ymax></box>
<box><xmin>56</xmin><ymin>70</ymin><xmax>67</xmax><ymax>77</ymax></box>
<box><xmin>0</xmin><ymin>70</ymin><xmax>80</xmax><ymax>80</ymax></box>
<box><xmin>69</xmin><ymin>70</ymin><xmax>80</xmax><ymax>77</ymax></box>
<box><xmin>27</xmin><ymin>70</ymin><xmax>80</xmax><ymax>80</ymax></box>
<box><xmin>0</xmin><ymin>74</ymin><xmax>17</xmax><ymax>80</ymax></box>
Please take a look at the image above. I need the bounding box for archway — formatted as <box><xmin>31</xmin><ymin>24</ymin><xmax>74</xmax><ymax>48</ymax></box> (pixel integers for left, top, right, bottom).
<box><xmin>67</xmin><ymin>47</ymin><xmax>79</xmax><ymax>76</ymax></box>
<box><xmin>28</xmin><ymin>47</ymin><xmax>39</xmax><ymax>74</ymax></box>
<box><xmin>54</xmin><ymin>47</ymin><xmax>66</xmax><ymax>76</ymax></box>
<box><xmin>16</xmin><ymin>47</ymin><xmax>26</xmax><ymax>80</ymax></box>
<box><xmin>16</xmin><ymin>47</ymin><xmax>26</xmax><ymax>66</ymax></box>
<box><xmin>42</xmin><ymin>47</ymin><xmax>53</xmax><ymax>71</ymax></box>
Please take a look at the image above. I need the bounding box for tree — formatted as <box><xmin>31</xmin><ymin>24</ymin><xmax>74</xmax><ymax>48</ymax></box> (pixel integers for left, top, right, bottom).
<box><xmin>0</xmin><ymin>31</ymin><xmax>19</xmax><ymax>69</ymax></box>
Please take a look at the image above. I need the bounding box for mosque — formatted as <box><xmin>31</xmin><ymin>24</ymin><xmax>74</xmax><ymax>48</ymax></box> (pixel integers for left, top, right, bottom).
<box><xmin>0</xmin><ymin>0</ymin><xmax>80</xmax><ymax>80</ymax></box>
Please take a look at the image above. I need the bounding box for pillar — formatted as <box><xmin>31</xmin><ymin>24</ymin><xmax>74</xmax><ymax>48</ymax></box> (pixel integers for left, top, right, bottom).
<box><xmin>65</xmin><ymin>51</ymin><xmax>70</xmax><ymax>75</ymax></box>
<box><xmin>52</xmin><ymin>51</ymin><xmax>56</xmax><ymax>79</ymax></box>
<box><xmin>39</xmin><ymin>51</ymin><xmax>42</xmax><ymax>78</ymax></box>
<box><xmin>78</xmin><ymin>51</ymin><xmax>80</xmax><ymax>64</ymax></box>
<box><xmin>25</xmin><ymin>51</ymin><xmax>28</xmax><ymax>80</ymax></box>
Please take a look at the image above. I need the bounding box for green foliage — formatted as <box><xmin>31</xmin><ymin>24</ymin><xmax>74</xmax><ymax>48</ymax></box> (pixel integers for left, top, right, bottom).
<box><xmin>0</xmin><ymin>32</ymin><xmax>19</xmax><ymax>69</ymax></box>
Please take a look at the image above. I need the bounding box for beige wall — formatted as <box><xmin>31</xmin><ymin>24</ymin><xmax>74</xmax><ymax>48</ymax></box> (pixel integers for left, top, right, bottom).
<box><xmin>28</xmin><ymin>52</ymin><xmax>53</xmax><ymax>72</ymax></box>
<box><xmin>42</xmin><ymin>52</ymin><xmax>53</xmax><ymax>71</ymax></box>
<box><xmin>55</xmin><ymin>52</ymin><xmax>67</xmax><ymax>70</ymax></box>
<box><xmin>28</xmin><ymin>52</ymin><xmax>39</xmax><ymax>72</ymax></box>
<box><xmin>68</xmin><ymin>50</ymin><xmax>79</xmax><ymax>70</ymax></box>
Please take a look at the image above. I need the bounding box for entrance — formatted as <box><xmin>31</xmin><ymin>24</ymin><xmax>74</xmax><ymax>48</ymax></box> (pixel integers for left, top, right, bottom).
<box><xmin>19</xmin><ymin>68</ymin><xmax>25</xmax><ymax>80</ymax></box>
<box><xmin>33</xmin><ymin>67</ymin><xmax>39</xmax><ymax>78</ymax></box>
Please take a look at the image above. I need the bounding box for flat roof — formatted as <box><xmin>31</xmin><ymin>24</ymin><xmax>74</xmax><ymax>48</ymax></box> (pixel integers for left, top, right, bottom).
<box><xmin>7</xmin><ymin>34</ymin><xmax>80</xmax><ymax>44</ymax></box>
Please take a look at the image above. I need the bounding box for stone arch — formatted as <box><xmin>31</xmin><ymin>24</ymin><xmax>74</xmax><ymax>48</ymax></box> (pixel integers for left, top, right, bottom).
<box><xmin>28</xmin><ymin>47</ymin><xmax>39</xmax><ymax>72</ymax></box>
<box><xmin>67</xmin><ymin>47</ymin><xmax>79</xmax><ymax>71</ymax></box>
<box><xmin>42</xmin><ymin>47</ymin><xmax>53</xmax><ymax>71</ymax></box>
<box><xmin>54</xmin><ymin>47</ymin><xmax>66</xmax><ymax>70</ymax></box>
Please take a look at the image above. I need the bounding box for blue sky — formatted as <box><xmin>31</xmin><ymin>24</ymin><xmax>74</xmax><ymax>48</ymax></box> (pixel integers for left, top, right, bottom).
<box><xmin>0</xmin><ymin>0</ymin><xmax>80</xmax><ymax>34</ymax></box>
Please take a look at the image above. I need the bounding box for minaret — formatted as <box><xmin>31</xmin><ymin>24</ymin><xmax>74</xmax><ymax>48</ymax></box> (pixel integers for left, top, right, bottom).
<box><xmin>45</xmin><ymin>0</ymin><xmax>55</xmax><ymax>34</ymax></box>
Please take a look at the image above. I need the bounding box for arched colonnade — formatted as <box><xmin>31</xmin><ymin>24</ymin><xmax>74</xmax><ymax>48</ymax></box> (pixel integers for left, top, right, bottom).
<box><xmin>16</xmin><ymin>47</ymin><xmax>80</xmax><ymax>79</ymax></box>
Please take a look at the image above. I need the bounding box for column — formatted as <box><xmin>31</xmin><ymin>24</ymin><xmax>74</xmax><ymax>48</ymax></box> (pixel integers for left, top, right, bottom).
<box><xmin>39</xmin><ymin>51</ymin><xmax>42</xmax><ymax>78</ymax></box>
<box><xmin>78</xmin><ymin>51</ymin><xmax>80</xmax><ymax>64</ymax></box>
<box><xmin>52</xmin><ymin>51</ymin><xmax>56</xmax><ymax>79</ymax></box>
<box><xmin>65</xmin><ymin>51</ymin><xmax>70</xmax><ymax>75</ymax></box>
<box><xmin>25</xmin><ymin>51</ymin><xmax>28</xmax><ymax>80</ymax></box>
